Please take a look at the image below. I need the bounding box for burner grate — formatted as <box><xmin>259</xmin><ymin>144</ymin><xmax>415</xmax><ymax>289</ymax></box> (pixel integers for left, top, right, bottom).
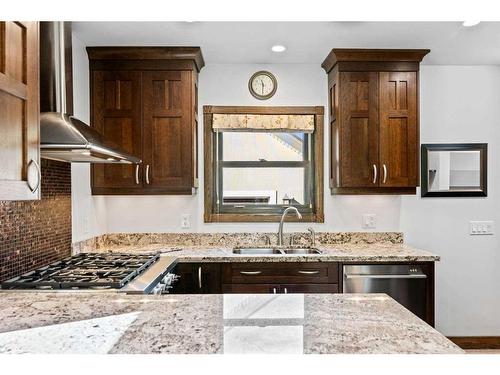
<box><xmin>1</xmin><ymin>253</ymin><xmax>160</xmax><ymax>290</ymax></box>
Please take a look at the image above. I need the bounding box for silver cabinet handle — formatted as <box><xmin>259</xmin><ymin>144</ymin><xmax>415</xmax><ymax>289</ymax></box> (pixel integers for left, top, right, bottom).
<box><xmin>273</xmin><ymin>287</ymin><xmax>277</xmax><ymax>294</ymax></box>
<box><xmin>135</xmin><ymin>164</ymin><xmax>140</xmax><ymax>185</ymax></box>
<box><xmin>240</xmin><ymin>271</ymin><xmax>262</xmax><ymax>275</ymax></box>
<box><xmin>372</xmin><ymin>164</ymin><xmax>377</xmax><ymax>184</ymax></box>
<box><xmin>382</xmin><ymin>164</ymin><xmax>387</xmax><ymax>184</ymax></box>
<box><xmin>283</xmin><ymin>287</ymin><xmax>288</xmax><ymax>294</ymax></box>
<box><xmin>27</xmin><ymin>159</ymin><xmax>41</xmax><ymax>193</ymax></box>
<box><xmin>298</xmin><ymin>270</ymin><xmax>319</xmax><ymax>275</ymax></box>
<box><xmin>345</xmin><ymin>274</ymin><xmax>427</xmax><ymax>279</ymax></box>
<box><xmin>198</xmin><ymin>266</ymin><xmax>202</xmax><ymax>289</ymax></box>
<box><xmin>145</xmin><ymin>164</ymin><xmax>150</xmax><ymax>184</ymax></box>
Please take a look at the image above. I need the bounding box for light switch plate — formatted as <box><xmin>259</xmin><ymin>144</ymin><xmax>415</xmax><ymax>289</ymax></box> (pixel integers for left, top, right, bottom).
<box><xmin>362</xmin><ymin>214</ymin><xmax>376</xmax><ymax>229</ymax></box>
<box><xmin>469</xmin><ymin>221</ymin><xmax>494</xmax><ymax>235</ymax></box>
<box><xmin>181</xmin><ymin>214</ymin><xmax>191</xmax><ymax>229</ymax></box>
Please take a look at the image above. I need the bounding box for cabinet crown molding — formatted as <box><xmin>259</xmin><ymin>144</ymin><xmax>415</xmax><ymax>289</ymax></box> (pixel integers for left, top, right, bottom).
<box><xmin>321</xmin><ymin>48</ymin><xmax>430</xmax><ymax>73</ymax></box>
<box><xmin>86</xmin><ymin>46</ymin><xmax>205</xmax><ymax>72</ymax></box>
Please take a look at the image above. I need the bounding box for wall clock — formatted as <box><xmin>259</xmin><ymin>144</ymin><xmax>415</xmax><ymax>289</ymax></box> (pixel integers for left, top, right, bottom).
<box><xmin>248</xmin><ymin>71</ymin><xmax>277</xmax><ymax>100</ymax></box>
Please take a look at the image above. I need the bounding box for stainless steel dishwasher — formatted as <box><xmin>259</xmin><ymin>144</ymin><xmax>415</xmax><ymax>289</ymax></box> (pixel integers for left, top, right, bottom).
<box><xmin>343</xmin><ymin>265</ymin><xmax>428</xmax><ymax>321</ymax></box>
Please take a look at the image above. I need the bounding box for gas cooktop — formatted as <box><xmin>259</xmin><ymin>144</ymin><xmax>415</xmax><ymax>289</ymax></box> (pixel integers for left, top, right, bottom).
<box><xmin>1</xmin><ymin>253</ymin><xmax>160</xmax><ymax>290</ymax></box>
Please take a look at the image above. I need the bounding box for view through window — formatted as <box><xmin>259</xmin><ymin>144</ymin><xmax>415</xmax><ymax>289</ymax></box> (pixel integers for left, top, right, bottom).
<box><xmin>215</xmin><ymin>131</ymin><xmax>313</xmax><ymax>214</ymax></box>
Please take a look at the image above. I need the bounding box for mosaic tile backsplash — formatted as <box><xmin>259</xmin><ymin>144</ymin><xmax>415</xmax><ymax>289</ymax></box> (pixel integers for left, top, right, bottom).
<box><xmin>0</xmin><ymin>159</ymin><xmax>72</xmax><ymax>282</ymax></box>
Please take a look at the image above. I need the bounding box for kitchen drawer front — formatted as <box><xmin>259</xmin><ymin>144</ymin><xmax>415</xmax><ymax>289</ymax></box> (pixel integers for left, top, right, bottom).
<box><xmin>280</xmin><ymin>284</ymin><xmax>339</xmax><ymax>294</ymax></box>
<box><xmin>222</xmin><ymin>283</ymin><xmax>339</xmax><ymax>294</ymax></box>
<box><xmin>222</xmin><ymin>262</ymin><xmax>339</xmax><ymax>284</ymax></box>
<box><xmin>222</xmin><ymin>283</ymin><xmax>280</xmax><ymax>294</ymax></box>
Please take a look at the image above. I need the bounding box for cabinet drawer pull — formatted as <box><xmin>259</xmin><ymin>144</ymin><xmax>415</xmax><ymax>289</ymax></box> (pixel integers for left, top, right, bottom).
<box><xmin>372</xmin><ymin>164</ymin><xmax>377</xmax><ymax>184</ymax></box>
<box><xmin>298</xmin><ymin>270</ymin><xmax>319</xmax><ymax>275</ymax></box>
<box><xmin>145</xmin><ymin>164</ymin><xmax>150</xmax><ymax>184</ymax></box>
<box><xmin>240</xmin><ymin>271</ymin><xmax>262</xmax><ymax>275</ymax></box>
<box><xmin>273</xmin><ymin>287</ymin><xmax>277</xmax><ymax>294</ymax></box>
<box><xmin>27</xmin><ymin>159</ymin><xmax>41</xmax><ymax>193</ymax></box>
<box><xmin>135</xmin><ymin>164</ymin><xmax>140</xmax><ymax>185</ymax></box>
<box><xmin>382</xmin><ymin>164</ymin><xmax>388</xmax><ymax>184</ymax></box>
<box><xmin>198</xmin><ymin>266</ymin><xmax>202</xmax><ymax>289</ymax></box>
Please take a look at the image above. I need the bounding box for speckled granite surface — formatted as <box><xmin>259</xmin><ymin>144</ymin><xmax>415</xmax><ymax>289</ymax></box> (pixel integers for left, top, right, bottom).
<box><xmin>88</xmin><ymin>243</ymin><xmax>439</xmax><ymax>262</ymax></box>
<box><xmin>73</xmin><ymin>232</ymin><xmax>404</xmax><ymax>254</ymax></box>
<box><xmin>0</xmin><ymin>292</ymin><xmax>461</xmax><ymax>354</ymax></box>
<box><xmin>73</xmin><ymin>231</ymin><xmax>438</xmax><ymax>262</ymax></box>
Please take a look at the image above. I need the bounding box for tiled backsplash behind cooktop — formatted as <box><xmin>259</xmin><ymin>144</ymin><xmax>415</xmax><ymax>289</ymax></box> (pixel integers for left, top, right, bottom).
<box><xmin>0</xmin><ymin>160</ymin><xmax>72</xmax><ymax>282</ymax></box>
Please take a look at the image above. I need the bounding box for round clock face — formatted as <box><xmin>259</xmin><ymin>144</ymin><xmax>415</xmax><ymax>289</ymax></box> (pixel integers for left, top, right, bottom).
<box><xmin>249</xmin><ymin>71</ymin><xmax>277</xmax><ymax>100</ymax></box>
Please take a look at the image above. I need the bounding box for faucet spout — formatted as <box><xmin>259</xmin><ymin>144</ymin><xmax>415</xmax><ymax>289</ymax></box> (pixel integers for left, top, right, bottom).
<box><xmin>277</xmin><ymin>206</ymin><xmax>302</xmax><ymax>246</ymax></box>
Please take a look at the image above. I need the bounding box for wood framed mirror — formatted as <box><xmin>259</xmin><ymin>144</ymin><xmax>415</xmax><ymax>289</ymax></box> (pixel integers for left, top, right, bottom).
<box><xmin>421</xmin><ymin>143</ymin><xmax>487</xmax><ymax>197</ymax></box>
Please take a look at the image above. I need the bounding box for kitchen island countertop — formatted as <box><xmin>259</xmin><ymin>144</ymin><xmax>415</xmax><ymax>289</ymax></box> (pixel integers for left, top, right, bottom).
<box><xmin>0</xmin><ymin>292</ymin><xmax>461</xmax><ymax>354</ymax></box>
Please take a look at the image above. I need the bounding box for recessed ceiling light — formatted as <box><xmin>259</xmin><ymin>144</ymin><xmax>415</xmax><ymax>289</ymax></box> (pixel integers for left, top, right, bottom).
<box><xmin>462</xmin><ymin>21</ymin><xmax>480</xmax><ymax>27</ymax></box>
<box><xmin>271</xmin><ymin>45</ymin><xmax>286</xmax><ymax>53</ymax></box>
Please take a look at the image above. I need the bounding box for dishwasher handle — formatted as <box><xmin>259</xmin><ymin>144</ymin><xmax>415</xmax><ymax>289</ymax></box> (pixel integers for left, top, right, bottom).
<box><xmin>344</xmin><ymin>274</ymin><xmax>427</xmax><ymax>280</ymax></box>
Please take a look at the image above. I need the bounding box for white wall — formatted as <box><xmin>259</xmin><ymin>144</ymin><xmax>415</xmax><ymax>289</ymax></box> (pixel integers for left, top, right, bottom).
<box><xmin>99</xmin><ymin>64</ymin><xmax>401</xmax><ymax>234</ymax></box>
<box><xmin>71</xmin><ymin>34</ymin><xmax>107</xmax><ymax>242</ymax></box>
<box><xmin>70</xmin><ymin>42</ymin><xmax>500</xmax><ymax>336</ymax></box>
<box><xmin>401</xmin><ymin>65</ymin><xmax>500</xmax><ymax>336</ymax></box>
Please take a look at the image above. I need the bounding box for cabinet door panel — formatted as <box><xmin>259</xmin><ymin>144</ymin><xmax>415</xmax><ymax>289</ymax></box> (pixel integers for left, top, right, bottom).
<box><xmin>379</xmin><ymin>72</ymin><xmax>418</xmax><ymax>187</ymax></box>
<box><xmin>91</xmin><ymin>71</ymin><xmax>142</xmax><ymax>190</ymax></box>
<box><xmin>0</xmin><ymin>21</ymin><xmax>40</xmax><ymax>200</ymax></box>
<box><xmin>339</xmin><ymin>72</ymin><xmax>379</xmax><ymax>187</ymax></box>
<box><xmin>172</xmin><ymin>263</ymin><xmax>221</xmax><ymax>294</ymax></box>
<box><xmin>142</xmin><ymin>71</ymin><xmax>193</xmax><ymax>191</ymax></box>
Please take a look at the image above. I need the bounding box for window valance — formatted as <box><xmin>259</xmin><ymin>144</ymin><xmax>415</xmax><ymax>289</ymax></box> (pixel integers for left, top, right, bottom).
<box><xmin>212</xmin><ymin>114</ymin><xmax>315</xmax><ymax>133</ymax></box>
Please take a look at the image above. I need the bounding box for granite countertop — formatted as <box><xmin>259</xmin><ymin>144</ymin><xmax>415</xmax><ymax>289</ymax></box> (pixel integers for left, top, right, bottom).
<box><xmin>0</xmin><ymin>292</ymin><xmax>461</xmax><ymax>354</ymax></box>
<box><xmin>90</xmin><ymin>242</ymin><xmax>440</xmax><ymax>262</ymax></box>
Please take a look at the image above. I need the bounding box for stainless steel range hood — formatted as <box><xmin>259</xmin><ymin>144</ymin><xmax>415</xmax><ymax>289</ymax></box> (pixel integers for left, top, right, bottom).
<box><xmin>40</xmin><ymin>22</ymin><xmax>141</xmax><ymax>164</ymax></box>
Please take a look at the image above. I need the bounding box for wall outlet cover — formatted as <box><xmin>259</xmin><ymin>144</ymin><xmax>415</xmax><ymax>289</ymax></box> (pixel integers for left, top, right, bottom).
<box><xmin>469</xmin><ymin>221</ymin><xmax>494</xmax><ymax>235</ymax></box>
<box><xmin>181</xmin><ymin>214</ymin><xmax>191</xmax><ymax>229</ymax></box>
<box><xmin>362</xmin><ymin>214</ymin><xmax>377</xmax><ymax>229</ymax></box>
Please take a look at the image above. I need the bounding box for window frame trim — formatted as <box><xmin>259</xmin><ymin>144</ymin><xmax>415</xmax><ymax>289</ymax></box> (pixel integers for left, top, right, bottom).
<box><xmin>203</xmin><ymin>105</ymin><xmax>324</xmax><ymax>223</ymax></box>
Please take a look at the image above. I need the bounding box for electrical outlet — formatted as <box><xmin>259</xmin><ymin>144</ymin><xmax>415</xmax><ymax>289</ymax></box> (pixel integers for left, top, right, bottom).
<box><xmin>181</xmin><ymin>214</ymin><xmax>191</xmax><ymax>229</ymax></box>
<box><xmin>469</xmin><ymin>221</ymin><xmax>494</xmax><ymax>235</ymax></box>
<box><xmin>82</xmin><ymin>215</ymin><xmax>90</xmax><ymax>235</ymax></box>
<box><xmin>362</xmin><ymin>214</ymin><xmax>376</xmax><ymax>229</ymax></box>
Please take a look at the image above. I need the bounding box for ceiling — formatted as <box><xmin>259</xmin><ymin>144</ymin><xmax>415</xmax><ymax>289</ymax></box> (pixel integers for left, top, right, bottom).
<box><xmin>73</xmin><ymin>22</ymin><xmax>500</xmax><ymax>65</ymax></box>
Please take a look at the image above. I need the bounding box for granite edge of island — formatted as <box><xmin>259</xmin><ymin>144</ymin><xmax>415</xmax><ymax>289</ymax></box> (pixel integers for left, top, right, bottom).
<box><xmin>0</xmin><ymin>292</ymin><xmax>463</xmax><ymax>354</ymax></box>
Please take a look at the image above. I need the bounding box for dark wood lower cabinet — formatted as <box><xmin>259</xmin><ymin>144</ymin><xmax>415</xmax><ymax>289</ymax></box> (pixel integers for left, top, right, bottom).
<box><xmin>172</xmin><ymin>263</ymin><xmax>221</xmax><ymax>294</ymax></box>
<box><xmin>171</xmin><ymin>260</ymin><xmax>433</xmax><ymax>325</ymax></box>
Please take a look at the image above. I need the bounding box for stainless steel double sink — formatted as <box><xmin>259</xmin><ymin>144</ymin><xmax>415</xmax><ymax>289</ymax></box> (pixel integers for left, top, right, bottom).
<box><xmin>232</xmin><ymin>247</ymin><xmax>322</xmax><ymax>255</ymax></box>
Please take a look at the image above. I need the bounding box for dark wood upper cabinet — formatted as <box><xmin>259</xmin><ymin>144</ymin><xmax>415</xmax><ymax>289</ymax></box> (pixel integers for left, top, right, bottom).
<box><xmin>142</xmin><ymin>70</ymin><xmax>193</xmax><ymax>192</ymax></box>
<box><xmin>0</xmin><ymin>21</ymin><xmax>40</xmax><ymax>201</ymax></box>
<box><xmin>339</xmin><ymin>71</ymin><xmax>379</xmax><ymax>188</ymax></box>
<box><xmin>91</xmin><ymin>70</ymin><xmax>143</xmax><ymax>190</ymax></box>
<box><xmin>322</xmin><ymin>49</ymin><xmax>429</xmax><ymax>195</ymax></box>
<box><xmin>379</xmin><ymin>71</ymin><xmax>418</xmax><ymax>188</ymax></box>
<box><xmin>88</xmin><ymin>47</ymin><xmax>204</xmax><ymax>195</ymax></box>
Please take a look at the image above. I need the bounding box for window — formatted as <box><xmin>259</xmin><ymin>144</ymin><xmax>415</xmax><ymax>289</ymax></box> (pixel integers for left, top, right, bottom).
<box><xmin>204</xmin><ymin>106</ymin><xmax>324</xmax><ymax>222</ymax></box>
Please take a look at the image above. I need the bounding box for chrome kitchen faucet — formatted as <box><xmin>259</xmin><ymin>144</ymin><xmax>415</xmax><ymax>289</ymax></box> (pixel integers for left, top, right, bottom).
<box><xmin>277</xmin><ymin>206</ymin><xmax>302</xmax><ymax>246</ymax></box>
